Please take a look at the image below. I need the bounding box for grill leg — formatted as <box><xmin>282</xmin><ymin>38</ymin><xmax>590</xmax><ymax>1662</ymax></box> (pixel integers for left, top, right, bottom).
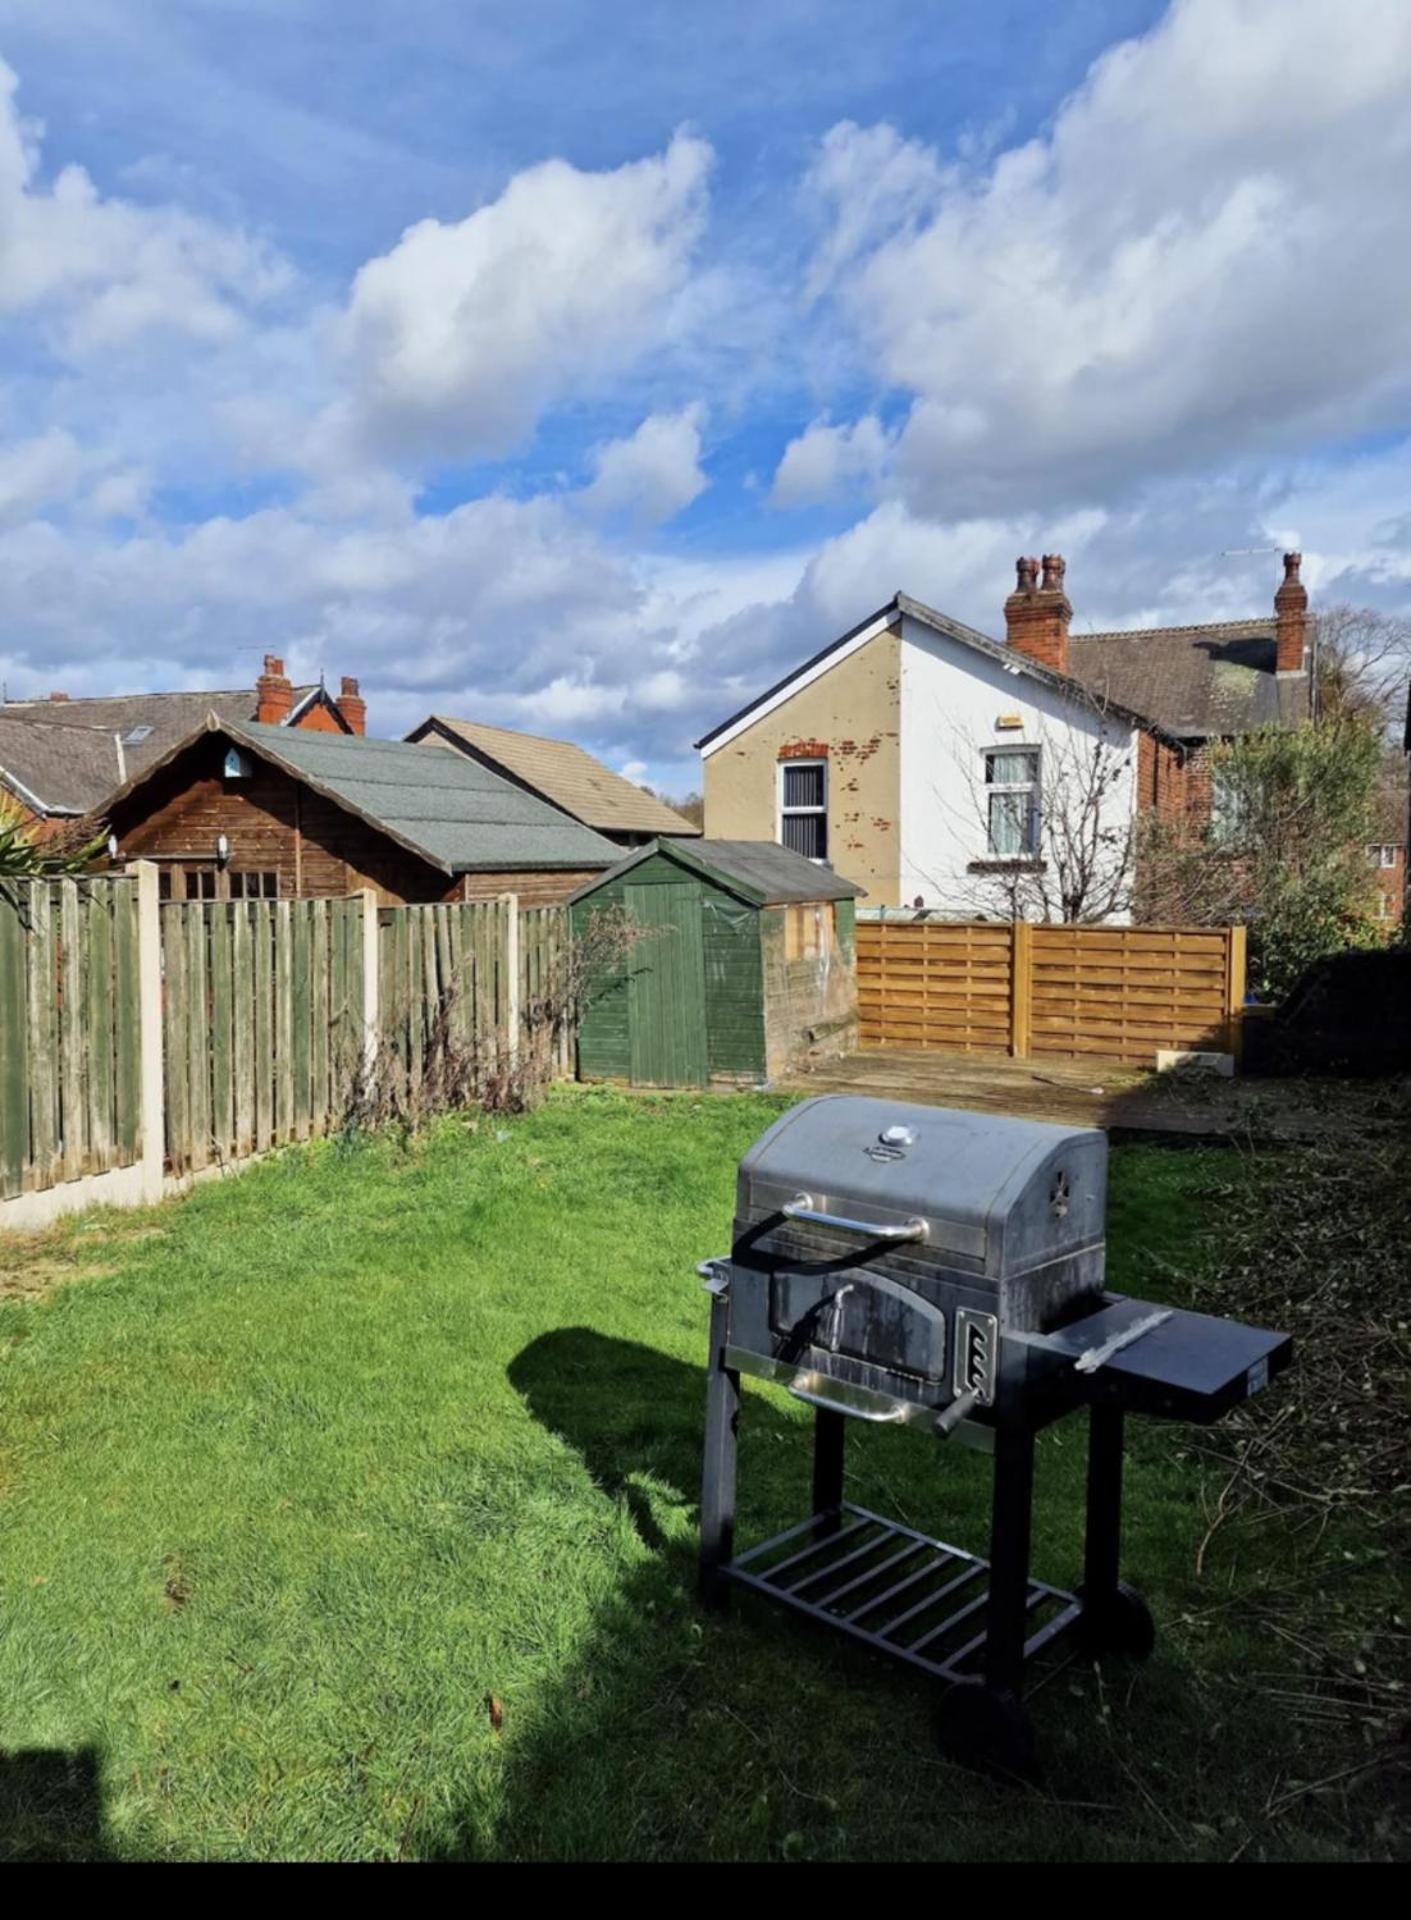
<box><xmin>699</xmin><ymin>1286</ymin><xmax>740</xmax><ymax>1612</ymax></box>
<box><xmin>811</xmin><ymin>1408</ymin><xmax>846</xmax><ymax>1538</ymax></box>
<box><xmin>983</xmin><ymin>1418</ymin><xmax>1036</xmax><ymax>1699</ymax></box>
<box><xmin>1078</xmin><ymin>1402</ymin><xmax>1155</xmax><ymax>1658</ymax></box>
<box><xmin>1083</xmin><ymin>1402</ymin><xmax>1124</xmax><ymax>1605</ymax></box>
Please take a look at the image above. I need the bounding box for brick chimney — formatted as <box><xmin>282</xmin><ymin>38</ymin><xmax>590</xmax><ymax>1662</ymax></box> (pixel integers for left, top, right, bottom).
<box><xmin>255</xmin><ymin>654</ymin><xmax>293</xmax><ymax>726</ymax></box>
<box><xmin>1274</xmin><ymin>550</ymin><xmax>1308</xmax><ymax>675</ymax></box>
<box><xmin>336</xmin><ymin>675</ymin><xmax>367</xmax><ymax>735</ymax></box>
<box><xmin>1004</xmin><ymin>553</ymin><xmax>1071</xmax><ymax>675</ymax></box>
<box><xmin>48</xmin><ymin>691</ymin><xmax>70</xmax><ymax>702</ymax></box>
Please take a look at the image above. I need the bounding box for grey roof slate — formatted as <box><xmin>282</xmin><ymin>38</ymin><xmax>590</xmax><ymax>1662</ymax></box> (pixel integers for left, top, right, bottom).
<box><xmin>0</xmin><ymin>685</ymin><xmax>326</xmax><ymax>784</ymax></box>
<box><xmin>1067</xmin><ymin>620</ymin><xmax>1310</xmax><ymax>739</ymax></box>
<box><xmin>228</xmin><ymin>721</ymin><xmax>619</xmax><ymax>873</ymax></box>
<box><xmin>571</xmin><ymin>836</ymin><xmax>866</xmax><ymax>907</ymax></box>
<box><xmin>0</xmin><ymin>713</ymin><xmax>124</xmax><ymax>814</ymax></box>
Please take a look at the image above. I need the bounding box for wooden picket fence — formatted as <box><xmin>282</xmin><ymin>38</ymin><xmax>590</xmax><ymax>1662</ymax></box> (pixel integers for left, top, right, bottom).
<box><xmin>0</xmin><ymin>877</ymin><xmax>145</xmax><ymax>1199</ymax></box>
<box><xmin>0</xmin><ymin>870</ymin><xmax>575</xmax><ymax>1224</ymax></box>
<box><xmin>857</xmin><ymin>918</ymin><xmax>1246</xmax><ymax>1068</ymax></box>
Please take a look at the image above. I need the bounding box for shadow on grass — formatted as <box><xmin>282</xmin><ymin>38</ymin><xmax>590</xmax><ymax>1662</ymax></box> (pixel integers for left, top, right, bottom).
<box><xmin>456</xmin><ymin>1325</ymin><xmax>887</xmax><ymax>1861</ymax></box>
<box><xmin>0</xmin><ymin>1747</ymin><xmax>110</xmax><ymax>1862</ymax></box>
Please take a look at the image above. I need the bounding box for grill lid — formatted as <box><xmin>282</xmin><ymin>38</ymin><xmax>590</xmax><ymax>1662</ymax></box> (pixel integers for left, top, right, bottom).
<box><xmin>736</xmin><ymin>1095</ymin><xmax>1106</xmax><ymax>1276</ymax></box>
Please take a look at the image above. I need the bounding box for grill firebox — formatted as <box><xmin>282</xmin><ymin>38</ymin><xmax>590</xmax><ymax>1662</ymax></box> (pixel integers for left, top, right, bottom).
<box><xmin>698</xmin><ymin>1096</ymin><xmax>1292</xmax><ymax>1777</ymax></box>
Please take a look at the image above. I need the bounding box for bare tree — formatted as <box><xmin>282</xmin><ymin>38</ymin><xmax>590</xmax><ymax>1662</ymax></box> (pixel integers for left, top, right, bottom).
<box><xmin>1312</xmin><ymin>603</ymin><xmax>1411</xmax><ymax>731</ymax></box>
<box><xmin>931</xmin><ymin>697</ymin><xmax>1137</xmax><ymax>925</ymax></box>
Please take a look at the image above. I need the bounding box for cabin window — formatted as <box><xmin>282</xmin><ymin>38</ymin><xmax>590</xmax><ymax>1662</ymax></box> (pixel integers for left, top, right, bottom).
<box><xmin>779</xmin><ymin>759</ymin><xmax>827</xmax><ymax>860</ymax></box>
<box><xmin>223</xmin><ymin>746</ymin><xmax>254</xmax><ymax>780</ymax></box>
<box><xmin>230</xmin><ymin>870</ymin><xmax>278</xmax><ymax>900</ymax></box>
<box><xmin>983</xmin><ymin>747</ymin><xmax>1040</xmax><ymax>858</ymax></box>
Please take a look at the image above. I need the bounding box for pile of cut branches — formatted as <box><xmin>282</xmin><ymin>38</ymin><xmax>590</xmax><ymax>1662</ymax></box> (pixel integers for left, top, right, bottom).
<box><xmin>1184</xmin><ymin>1081</ymin><xmax>1410</xmax><ymax>1545</ymax></box>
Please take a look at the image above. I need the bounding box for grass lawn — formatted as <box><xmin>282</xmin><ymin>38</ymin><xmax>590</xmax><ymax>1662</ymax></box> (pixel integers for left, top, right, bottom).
<box><xmin>0</xmin><ymin>1088</ymin><xmax>1400</xmax><ymax>1861</ymax></box>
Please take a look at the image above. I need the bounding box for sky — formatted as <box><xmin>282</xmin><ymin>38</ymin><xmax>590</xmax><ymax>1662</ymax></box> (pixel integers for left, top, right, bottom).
<box><xmin>0</xmin><ymin>0</ymin><xmax>1408</xmax><ymax>795</ymax></box>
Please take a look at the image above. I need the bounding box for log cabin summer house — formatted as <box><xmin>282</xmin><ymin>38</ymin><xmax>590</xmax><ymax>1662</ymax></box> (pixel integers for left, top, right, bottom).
<box><xmin>696</xmin><ymin>553</ymin><xmax>1317</xmax><ymax>918</ymax></box>
<box><xmin>0</xmin><ymin>655</ymin><xmax>363</xmax><ymax>834</ymax></box>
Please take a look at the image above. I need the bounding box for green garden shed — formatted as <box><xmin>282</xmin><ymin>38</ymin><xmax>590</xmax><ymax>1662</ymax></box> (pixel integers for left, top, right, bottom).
<box><xmin>569</xmin><ymin>838</ymin><xmax>864</xmax><ymax>1088</ymax></box>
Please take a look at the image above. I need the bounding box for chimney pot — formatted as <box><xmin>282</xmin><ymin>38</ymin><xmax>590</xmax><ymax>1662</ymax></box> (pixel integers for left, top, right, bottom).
<box><xmin>1004</xmin><ymin>550</ymin><xmax>1071</xmax><ymax>676</ymax></box>
<box><xmin>1274</xmin><ymin>550</ymin><xmax>1308</xmax><ymax>675</ymax></box>
<box><xmin>335</xmin><ymin>674</ymin><xmax>367</xmax><ymax>736</ymax></box>
<box><xmin>255</xmin><ymin>654</ymin><xmax>294</xmax><ymax>726</ymax></box>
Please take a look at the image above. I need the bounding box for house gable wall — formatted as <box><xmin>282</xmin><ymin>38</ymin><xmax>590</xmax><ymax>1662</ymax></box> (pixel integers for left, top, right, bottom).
<box><xmin>898</xmin><ymin>612</ymin><xmax>1139</xmax><ymax>916</ymax></box>
<box><xmin>701</xmin><ymin>625</ymin><xmax>901</xmax><ymax>905</ymax></box>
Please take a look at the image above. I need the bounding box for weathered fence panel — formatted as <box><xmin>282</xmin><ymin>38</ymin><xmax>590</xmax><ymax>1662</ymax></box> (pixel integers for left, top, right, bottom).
<box><xmin>520</xmin><ymin>904</ymin><xmax>572</xmax><ymax>1078</ymax></box>
<box><xmin>858</xmin><ymin>918</ymin><xmax>1245</xmax><ymax>1067</ymax></box>
<box><xmin>160</xmin><ymin>896</ymin><xmax>366</xmax><ymax>1174</ymax></box>
<box><xmin>3</xmin><ymin>879</ymin><xmax>573</xmax><ymax>1223</ymax></box>
<box><xmin>376</xmin><ymin>895</ymin><xmax>518</xmax><ymax>1068</ymax></box>
<box><xmin>0</xmin><ymin>877</ymin><xmax>144</xmax><ymax>1198</ymax></box>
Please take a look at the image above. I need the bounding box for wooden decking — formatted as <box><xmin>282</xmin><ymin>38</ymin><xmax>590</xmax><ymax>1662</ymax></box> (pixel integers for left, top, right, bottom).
<box><xmin>782</xmin><ymin>1047</ymin><xmax>1377</xmax><ymax>1141</ymax></box>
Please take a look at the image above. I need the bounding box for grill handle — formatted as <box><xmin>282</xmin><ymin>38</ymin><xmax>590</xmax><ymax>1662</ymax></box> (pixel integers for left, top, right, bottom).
<box><xmin>786</xmin><ymin>1382</ymin><xmax>908</xmax><ymax>1425</ymax></box>
<box><xmin>782</xmin><ymin>1195</ymin><xmax>929</xmax><ymax>1245</ymax></box>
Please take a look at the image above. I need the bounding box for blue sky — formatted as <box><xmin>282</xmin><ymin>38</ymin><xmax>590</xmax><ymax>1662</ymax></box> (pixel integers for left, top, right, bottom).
<box><xmin>0</xmin><ymin>0</ymin><xmax>1407</xmax><ymax>792</ymax></box>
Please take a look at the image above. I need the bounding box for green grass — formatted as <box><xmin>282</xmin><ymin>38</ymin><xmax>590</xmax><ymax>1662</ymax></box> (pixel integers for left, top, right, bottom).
<box><xmin>0</xmin><ymin>1089</ymin><xmax>1398</xmax><ymax>1861</ymax></box>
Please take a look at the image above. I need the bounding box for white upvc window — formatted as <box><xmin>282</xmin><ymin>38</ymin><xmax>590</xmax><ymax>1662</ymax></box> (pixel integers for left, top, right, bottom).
<box><xmin>983</xmin><ymin>746</ymin><xmax>1040</xmax><ymax>858</ymax></box>
<box><xmin>779</xmin><ymin>759</ymin><xmax>828</xmax><ymax>861</ymax></box>
<box><xmin>1371</xmin><ymin>843</ymin><xmax>1399</xmax><ymax>868</ymax></box>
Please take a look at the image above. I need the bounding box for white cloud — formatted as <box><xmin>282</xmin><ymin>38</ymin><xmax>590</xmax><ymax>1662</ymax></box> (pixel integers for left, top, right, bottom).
<box><xmin>580</xmin><ymin>402</ymin><xmax>709</xmax><ymax>522</ymax></box>
<box><xmin>770</xmin><ymin>413</ymin><xmax>891</xmax><ymax>507</ymax></box>
<box><xmin>334</xmin><ymin>131</ymin><xmax>713</xmax><ymax>463</ymax></box>
<box><xmin>0</xmin><ymin>59</ymin><xmax>291</xmax><ymax>353</ymax></box>
<box><xmin>0</xmin><ymin>428</ymin><xmax>85</xmax><ymax>526</ymax></box>
<box><xmin>806</xmin><ymin>0</ymin><xmax>1411</xmax><ymax>514</ymax></box>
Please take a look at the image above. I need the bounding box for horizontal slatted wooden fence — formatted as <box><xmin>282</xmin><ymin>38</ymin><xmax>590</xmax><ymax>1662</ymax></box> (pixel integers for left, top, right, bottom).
<box><xmin>0</xmin><ymin>876</ymin><xmax>144</xmax><ymax>1198</ymax></box>
<box><xmin>857</xmin><ymin>919</ymin><xmax>1016</xmax><ymax>1055</ymax></box>
<box><xmin>1029</xmin><ymin>925</ymin><xmax>1240</xmax><ymax>1066</ymax></box>
<box><xmin>858</xmin><ymin>918</ymin><xmax>1244</xmax><ymax>1067</ymax></box>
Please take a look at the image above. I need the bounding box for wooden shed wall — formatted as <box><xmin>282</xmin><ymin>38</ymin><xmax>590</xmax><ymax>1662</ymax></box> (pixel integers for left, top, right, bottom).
<box><xmin>572</xmin><ymin>850</ymin><xmax>767</xmax><ymax>1083</ymax></box>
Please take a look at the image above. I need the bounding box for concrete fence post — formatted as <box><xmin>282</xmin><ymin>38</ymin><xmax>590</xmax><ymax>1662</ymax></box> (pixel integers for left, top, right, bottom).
<box><xmin>501</xmin><ymin>893</ymin><xmax>520</xmax><ymax>1067</ymax></box>
<box><xmin>127</xmin><ymin>860</ymin><xmax>166</xmax><ymax>1201</ymax></box>
<box><xmin>359</xmin><ymin>888</ymin><xmax>380</xmax><ymax>1086</ymax></box>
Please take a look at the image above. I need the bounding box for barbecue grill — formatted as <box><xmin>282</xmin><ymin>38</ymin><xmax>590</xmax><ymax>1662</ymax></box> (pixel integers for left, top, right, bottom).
<box><xmin>697</xmin><ymin>1095</ymin><xmax>1292</xmax><ymax>1777</ymax></box>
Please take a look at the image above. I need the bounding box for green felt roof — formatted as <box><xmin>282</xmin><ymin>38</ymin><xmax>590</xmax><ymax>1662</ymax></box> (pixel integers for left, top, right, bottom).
<box><xmin>227</xmin><ymin>721</ymin><xmax>620</xmax><ymax>873</ymax></box>
<box><xmin>570</xmin><ymin>836</ymin><xmax>866</xmax><ymax>907</ymax></box>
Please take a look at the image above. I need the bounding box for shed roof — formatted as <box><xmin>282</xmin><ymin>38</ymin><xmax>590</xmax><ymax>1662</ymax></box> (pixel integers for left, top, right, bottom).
<box><xmin>108</xmin><ymin>716</ymin><xmax>620</xmax><ymax>875</ymax></box>
<box><xmin>411</xmin><ymin>716</ymin><xmax>701</xmax><ymax>837</ymax></box>
<box><xmin>571</xmin><ymin>836</ymin><xmax>866</xmax><ymax>908</ymax></box>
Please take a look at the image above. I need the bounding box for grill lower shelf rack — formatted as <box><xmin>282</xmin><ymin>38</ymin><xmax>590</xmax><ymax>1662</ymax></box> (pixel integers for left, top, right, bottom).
<box><xmin>726</xmin><ymin>1502</ymin><xmax>1082</xmax><ymax>1685</ymax></box>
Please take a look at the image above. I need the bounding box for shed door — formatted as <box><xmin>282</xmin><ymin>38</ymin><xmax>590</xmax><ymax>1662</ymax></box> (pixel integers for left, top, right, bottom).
<box><xmin>625</xmin><ymin>881</ymin><xmax>708</xmax><ymax>1087</ymax></box>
